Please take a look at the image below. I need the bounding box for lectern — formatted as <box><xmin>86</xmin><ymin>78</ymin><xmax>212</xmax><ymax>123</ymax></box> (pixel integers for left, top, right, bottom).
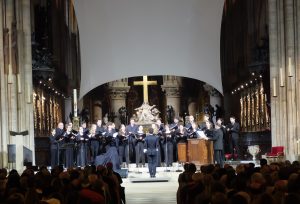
<box><xmin>187</xmin><ymin>139</ymin><xmax>214</xmax><ymax>165</ymax></box>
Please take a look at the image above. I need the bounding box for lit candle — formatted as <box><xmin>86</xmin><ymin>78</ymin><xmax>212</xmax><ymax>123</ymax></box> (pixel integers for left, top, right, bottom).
<box><xmin>73</xmin><ymin>89</ymin><xmax>78</xmax><ymax>117</ymax></box>
<box><xmin>288</xmin><ymin>57</ymin><xmax>293</xmax><ymax>77</ymax></box>
<box><xmin>280</xmin><ymin>67</ymin><xmax>285</xmax><ymax>87</ymax></box>
<box><xmin>272</xmin><ymin>77</ymin><xmax>277</xmax><ymax>97</ymax></box>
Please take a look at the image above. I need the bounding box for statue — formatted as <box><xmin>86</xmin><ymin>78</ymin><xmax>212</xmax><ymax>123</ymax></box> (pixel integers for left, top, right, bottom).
<box><xmin>166</xmin><ymin>105</ymin><xmax>174</xmax><ymax>124</ymax></box>
<box><xmin>118</xmin><ymin>106</ymin><xmax>127</xmax><ymax>125</ymax></box>
<box><xmin>134</xmin><ymin>102</ymin><xmax>160</xmax><ymax>124</ymax></box>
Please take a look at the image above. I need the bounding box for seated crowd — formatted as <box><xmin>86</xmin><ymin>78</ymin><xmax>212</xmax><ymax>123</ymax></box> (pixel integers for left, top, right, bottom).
<box><xmin>177</xmin><ymin>159</ymin><xmax>300</xmax><ymax>204</ymax></box>
<box><xmin>0</xmin><ymin>162</ymin><xmax>124</xmax><ymax>204</ymax></box>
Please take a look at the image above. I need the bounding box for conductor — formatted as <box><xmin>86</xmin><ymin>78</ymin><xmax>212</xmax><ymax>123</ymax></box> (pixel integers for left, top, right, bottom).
<box><xmin>144</xmin><ymin>127</ymin><xmax>159</xmax><ymax>178</ymax></box>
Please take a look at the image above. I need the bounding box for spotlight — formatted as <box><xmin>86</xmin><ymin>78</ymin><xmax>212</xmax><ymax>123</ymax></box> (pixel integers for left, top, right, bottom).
<box><xmin>39</xmin><ymin>80</ymin><xmax>42</xmax><ymax>84</ymax></box>
<box><xmin>250</xmin><ymin>81</ymin><xmax>253</xmax><ymax>84</ymax></box>
<box><xmin>48</xmin><ymin>86</ymin><xmax>51</xmax><ymax>89</ymax></box>
<box><xmin>231</xmin><ymin>91</ymin><xmax>234</xmax><ymax>94</ymax></box>
<box><xmin>241</xmin><ymin>85</ymin><xmax>244</xmax><ymax>89</ymax></box>
<box><xmin>245</xmin><ymin>83</ymin><xmax>248</xmax><ymax>86</ymax></box>
<box><xmin>252</xmin><ymin>72</ymin><xmax>255</xmax><ymax>76</ymax></box>
<box><xmin>238</xmin><ymin>88</ymin><xmax>240</xmax><ymax>91</ymax></box>
<box><xmin>48</xmin><ymin>77</ymin><xmax>52</xmax><ymax>82</ymax></box>
<box><xmin>259</xmin><ymin>75</ymin><xmax>262</xmax><ymax>78</ymax></box>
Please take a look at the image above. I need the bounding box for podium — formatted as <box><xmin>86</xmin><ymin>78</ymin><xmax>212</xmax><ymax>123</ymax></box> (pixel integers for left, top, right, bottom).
<box><xmin>187</xmin><ymin>139</ymin><xmax>214</xmax><ymax>165</ymax></box>
<box><xmin>177</xmin><ymin>143</ymin><xmax>187</xmax><ymax>163</ymax></box>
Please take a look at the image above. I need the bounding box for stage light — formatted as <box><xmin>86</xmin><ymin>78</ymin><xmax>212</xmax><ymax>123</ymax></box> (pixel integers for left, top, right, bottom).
<box><xmin>252</xmin><ymin>72</ymin><xmax>255</xmax><ymax>76</ymax></box>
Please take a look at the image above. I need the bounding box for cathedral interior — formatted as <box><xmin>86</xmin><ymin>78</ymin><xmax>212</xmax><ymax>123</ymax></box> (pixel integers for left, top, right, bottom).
<box><xmin>0</xmin><ymin>0</ymin><xmax>299</xmax><ymax>171</ymax></box>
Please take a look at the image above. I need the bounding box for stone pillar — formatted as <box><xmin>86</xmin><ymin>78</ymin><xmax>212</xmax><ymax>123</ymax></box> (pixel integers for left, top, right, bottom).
<box><xmin>161</xmin><ymin>76</ymin><xmax>182</xmax><ymax>118</ymax></box>
<box><xmin>269</xmin><ymin>0</ymin><xmax>300</xmax><ymax>160</ymax></box>
<box><xmin>107</xmin><ymin>79</ymin><xmax>130</xmax><ymax>127</ymax></box>
<box><xmin>0</xmin><ymin>0</ymin><xmax>35</xmax><ymax>171</ymax></box>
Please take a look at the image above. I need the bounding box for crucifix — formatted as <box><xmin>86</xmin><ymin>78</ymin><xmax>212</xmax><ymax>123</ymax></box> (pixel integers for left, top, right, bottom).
<box><xmin>133</xmin><ymin>76</ymin><xmax>157</xmax><ymax>103</ymax></box>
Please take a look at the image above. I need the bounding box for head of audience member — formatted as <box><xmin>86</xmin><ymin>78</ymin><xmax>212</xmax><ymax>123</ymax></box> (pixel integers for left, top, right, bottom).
<box><xmin>230</xmin><ymin>116</ymin><xmax>236</xmax><ymax>124</ymax></box>
<box><xmin>260</xmin><ymin>159</ymin><xmax>268</xmax><ymax>167</ymax></box>
<box><xmin>96</xmin><ymin>119</ymin><xmax>102</xmax><ymax>127</ymax></box>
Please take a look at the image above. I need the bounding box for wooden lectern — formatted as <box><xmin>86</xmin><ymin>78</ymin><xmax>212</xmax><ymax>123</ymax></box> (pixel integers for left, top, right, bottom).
<box><xmin>177</xmin><ymin>143</ymin><xmax>187</xmax><ymax>163</ymax></box>
<box><xmin>187</xmin><ymin>139</ymin><xmax>214</xmax><ymax>165</ymax></box>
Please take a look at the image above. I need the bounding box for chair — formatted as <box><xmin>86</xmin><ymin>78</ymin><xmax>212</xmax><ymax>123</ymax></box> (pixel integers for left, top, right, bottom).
<box><xmin>266</xmin><ymin>146</ymin><xmax>284</xmax><ymax>162</ymax></box>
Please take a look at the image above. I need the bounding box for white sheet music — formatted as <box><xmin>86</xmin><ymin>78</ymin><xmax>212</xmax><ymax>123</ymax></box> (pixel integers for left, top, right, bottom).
<box><xmin>196</xmin><ymin>130</ymin><xmax>209</xmax><ymax>140</ymax></box>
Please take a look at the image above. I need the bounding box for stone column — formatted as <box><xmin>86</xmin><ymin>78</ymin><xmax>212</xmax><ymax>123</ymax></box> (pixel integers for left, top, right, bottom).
<box><xmin>107</xmin><ymin>79</ymin><xmax>130</xmax><ymax>127</ymax></box>
<box><xmin>161</xmin><ymin>76</ymin><xmax>182</xmax><ymax>118</ymax></box>
<box><xmin>269</xmin><ymin>0</ymin><xmax>300</xmax><ymax>160</ymax></box>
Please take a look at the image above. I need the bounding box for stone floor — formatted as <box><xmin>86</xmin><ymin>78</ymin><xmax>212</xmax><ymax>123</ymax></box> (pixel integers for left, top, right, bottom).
<box><xmin>122</xmin><ymin>171</ymin><xmax>180</xmax><ymax>204</ymax></box>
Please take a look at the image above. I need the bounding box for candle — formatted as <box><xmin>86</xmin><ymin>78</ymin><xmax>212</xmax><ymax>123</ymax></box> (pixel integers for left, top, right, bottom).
<box><xmin>272</xmin><ymin>77</ymin><xmax>277</xmax><ymax>97</ymax></box>
<box><xmin>288</xmin><ymin>57</ymin><xmax>293</xmax><ymax>77</ymax></box>
<box><xmin>280</xmin><ymin>67</ymin><xmax>285</xmax><ymax>87</ymax></box>
<box><xmin>73</xmin><ymin>89</ymin><xmax>78</xmax><ymax>117</ymax></box>
<box><xmin>26</xmin><ymin>84</ymin><xmax>31</xmax><ymax>103</ymax></box>
<box><xmin>17</xmin><ymin>74</ymin><xmax>22</xmax><ymax>93</ymax></box>
<box><xmin>7</xmin><ymin>64</ymin><xmax>13</xmax><ymax>84</ymax></box>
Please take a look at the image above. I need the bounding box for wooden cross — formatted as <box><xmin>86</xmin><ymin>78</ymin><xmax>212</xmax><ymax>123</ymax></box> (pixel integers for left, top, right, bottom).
<box><xmin>133</xmin><ymin>76</ymin><xmax>157</xmax><ymax>103</ymax></box>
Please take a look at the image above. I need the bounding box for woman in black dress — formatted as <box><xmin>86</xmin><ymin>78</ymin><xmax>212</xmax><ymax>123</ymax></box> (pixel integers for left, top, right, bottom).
<box><xmin>49</xmin><ymin>128</ymin><xmax>58</xmax><ymax>168</ymax></box>
<box><xmin>76</xmin><ymin>126</ymin><xmax>89</xmax><ymax>167</ymax></box>
<box><xmin>95</xmin><ymin>123</ymin><xmax>120</xmax><ymax>170</ymax></box>
<box><xmin>162</xmin><ymin>125</ymin><xmax>174</xmax><ymax>167</ymax></box>
<box><xmin>116</xmin><ymin>124</ymin><xmax>126</xmax><ymax>166</ymax></box>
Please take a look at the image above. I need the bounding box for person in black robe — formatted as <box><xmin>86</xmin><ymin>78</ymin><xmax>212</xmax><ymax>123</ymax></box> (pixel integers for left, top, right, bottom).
<box><xmin>135</xmin><ymin>126</ymin><xmax>146</xmax><ymax>167</ymax></box>
<box><xmin>125</xmin><ymin>118</ymin><xmax>138</xmax><ymax>166</ymax></box>
<box><xmin>227</xmin><ymin>116</ymin><xmax>240</xmax><ymax>160</ymax></box>
<box><xmin>209</xmin><ymin>124</ymin><xmax>224</xmax><ymax>167</ymax></box>
<box><xmin>170</xmin><ymin>117</ymin><xmax>179</xmax><ymax>161</ymax></box>
<box><xmin>89</xmin><ymin>124</ymin><xmax>100</xmax><ymax>164</ymax></box>
<box><xmin>144</xmin><ymin>127</ymin><xmax>159</xmax><ymax>178</ymax></box>
<box><xmin>162</xmin><ymin>125</ymin><xmax>174</xmax><ymax>167</ymax></box>
<box><xmin>64</xmin><ymin>124</ymin><xmax>76</xmax><ymax>168</ymax></box>
<box><xmin>95</xmin><ymin>123</ymin><xmax>120</xmax><ymax>170</ymax></box>
<box><xmin>49</xmin><ymin>128</ymin><xmax>58</xmax><ymax>168</ymax></box>
<box><xmin>76</xmin><ymin>126</ymin><xmax>89</xmax><ymax>167</ymax></box>
<box><xmin>175</xmin><ymin>124</ymin><xmax>187</xmax><ymax>164</ymax></box>
<box><xmin>187</xmin><ymin>123</ymin><xmax>199</xmax><ymax>139</ymax></box>
<box><xmin>116</xmin><ymin>124</ymin><xmax>127</xmax><ymax>167</ymax></box>
<box><xmin>156</xmin><ymin>119</ymin><xmax>164</xmax><ymax>166</ymax></box>
<box><xmin>54</xmin><ymin>122</ymin><xmax>65</xmax><ymax>166</ymax></box>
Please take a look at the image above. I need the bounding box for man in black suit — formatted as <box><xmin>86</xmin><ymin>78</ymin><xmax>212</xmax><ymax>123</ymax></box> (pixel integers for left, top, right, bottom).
<box><xmin>227</xmin><ymin>116</ymin><xmax>240</xmax><ymax>160</ymax></box>
<box><xmin>210</xmin><ymin>124</ymin><xmax>224</xmax><ymax>167</ymax></box>
<box><xmin>144</xmin><ymin>127</ymin><xmax>159</xmax><ymax>178</ymax></box>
